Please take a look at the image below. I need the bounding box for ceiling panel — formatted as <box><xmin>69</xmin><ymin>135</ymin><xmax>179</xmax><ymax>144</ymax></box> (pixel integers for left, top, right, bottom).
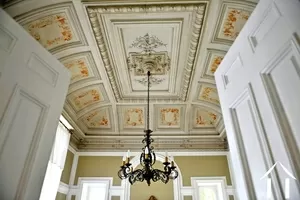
<box><xmin>7</xmin><ymin>0</ymin><xmax>258</xmax><ymax>151</ymax></box>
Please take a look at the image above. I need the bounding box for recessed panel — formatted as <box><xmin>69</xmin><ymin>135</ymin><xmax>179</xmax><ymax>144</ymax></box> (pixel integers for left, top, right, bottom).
<box><xmin>212</xmin><ymin>2</ymin><xmax>255</xmax><ymax>44</ymax></box>
<box><xmin>202</xmin><ymin>49</ymin><xmax>226</xmax><ymax>79</ymax></box>
<box><xmin>27</xmin><ymin>53</ymin><xmax>58</xmax><ymax>86</ymax></box>
<box><xmin>261</xmin><ymin>38</ymin><xmax>300</xmax><ymax>155</ymax></box>
<box><xmin>16</xmin><ymin>3</ymin><xmax>86</xmax><ymax>53</ymax></box>
<box><xmin>118</xmin><ymin>105</ymin><xmax>146</xmax><ymax>131</ymax></box>
<box><xmin>192</xmin><ymin>107</ymin><xmax>219</xmax><ymax>128</ymax></box>
<box><xmin>0</xmin><ymin>25</ymin><xmax>16</xmax><ymax>53</ymax></box>
<box><xmin>195</xmin><ymin>83</ymin><xmax>220</xmax><ymax>105</ymax></box>
<box><xmin>154</xmin><ymin>105</ymin><xmax>185</xmax><ymax>132</ymax></box>
<box><xmin>82</xmin><ymin>107</ymin><xmax>111</xmax><ymax>129</ymax></box>
<box><xmin>79</xmin><ymin>106</ymin><xmax>115</xmax><ymax>134</ymax></box>
<box><xmin>0</xmin><ymin>88</ymin><xmax>47</xmax><ymax>198</ymax></box>
<box><xmin>223</xmin><ymin>55</ymin><xmax>243</xmax><ymax>87</ymax></box>
<box><xmin>23</xmin><ymin>13</ymin><xmax>76</xmax><ymax>50</ymax></box>
<box><xmin>123</xmin><ymin>28</ymin><xmax>173</xmax><ymax>91</ymax></box>
<box><xmin>88</xmin><ymin>3</ymin><xmax>206</xmax><ymax>101</ymax></box>
<box><xmin>67</xmin><ymin>84</ymin><xmax>108</xmax><ymax>112</ymax></box>
<box><xmin>60</xmin><ymin>52</ymin><xmax>100</xmax><ymax>85</ymax></box>
<box><xmin>0</xmin><ymin>25</ymin><xmax>16</xmax><ymax>78</ymax></box>
<box><xmin>249</xmin><ymin>2</ymin><xmax>281</xmax><ymax>50</ymax></box>
<box><xmin>231</xmin><ymin>93</ymin><xmax>268</xmax><ymax>199</ymax></box>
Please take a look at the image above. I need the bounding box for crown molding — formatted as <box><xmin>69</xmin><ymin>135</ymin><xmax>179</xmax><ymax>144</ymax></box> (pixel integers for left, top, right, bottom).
<box><xmin>86</xmin><ymin>2</ymin><xmax>207</xmax><ymax>102</ymax></box>
<box><xmin>75</xmin><ymin>151</ymin><xmax>228</xmax><ymax>156</ymax></box>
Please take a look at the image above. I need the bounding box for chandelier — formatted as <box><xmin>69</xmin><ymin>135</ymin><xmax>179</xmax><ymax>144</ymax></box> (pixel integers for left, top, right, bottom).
<box><xmin>117</xmin><ymin>71</ymin><xmax>178</xmax><ymax>186</ymax></box>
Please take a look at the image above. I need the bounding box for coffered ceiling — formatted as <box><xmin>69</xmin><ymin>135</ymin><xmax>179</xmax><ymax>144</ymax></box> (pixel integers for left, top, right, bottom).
<box><xmin>3</xmin><ymin>0</ymin><xmax>258</xmax><ymax>151</ymax></box>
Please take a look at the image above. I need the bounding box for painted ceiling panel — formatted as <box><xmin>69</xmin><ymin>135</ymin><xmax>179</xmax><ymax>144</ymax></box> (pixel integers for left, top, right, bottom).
<box><xmin>6</xmin><ymin>0</ymin><xmax>258</xmax><ymax>151</ymax></box>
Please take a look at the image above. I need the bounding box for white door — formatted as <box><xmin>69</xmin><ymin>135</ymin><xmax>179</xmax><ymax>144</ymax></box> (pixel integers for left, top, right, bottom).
<box><xmin>0</xmin><ymin>9</ymin><xmax>70</xmax><ymax>200</ymax></box>
<box><xmin>215</xmin><ymin>0</ymin><xmax>300</xmax><ymax>199</ymax></box>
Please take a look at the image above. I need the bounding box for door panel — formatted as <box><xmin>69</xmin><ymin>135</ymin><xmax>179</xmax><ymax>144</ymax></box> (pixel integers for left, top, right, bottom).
<box><xmin>215</xmin><ymin>0</ymin><xmax>300</xmax><ymax>199</ymax></box>
<box><xmin>0</xmin><ymin>9</ymin><xmax>70</xmax><ymax>200</ymax></box>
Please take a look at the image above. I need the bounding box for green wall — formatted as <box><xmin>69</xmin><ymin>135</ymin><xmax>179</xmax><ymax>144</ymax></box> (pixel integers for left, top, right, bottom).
<box><xmin>175</xmin><ymin>156</ymin><xmax>232</xmax><ymax>186</ymax></box>
<box><xmin>184</xmin><ymin>196</ymin><xmax>192</xmax><ymax>200</ymax></box>
<box><xmin>60</xmin><ymin>150</ymin><xmax>74</xmax><ymax>184</ymax></box>
<box><xmin>74</xmin><ymin>155</ymin><xmax>232</xmax><ymax>200</ymax></box>
<box><xmin>75</xmin><ymin>156</ymin><xmax>123</xmax><ymax>186</ymax></box>
<box><xmin>55</xmin><ymin>192</ymin><xmax>66</xmax><ymax>200</ymax></box>
<box><xmin>130</xmin><ymin>162</ymin><xmax>173</xmax><ymax>200</ymax></box>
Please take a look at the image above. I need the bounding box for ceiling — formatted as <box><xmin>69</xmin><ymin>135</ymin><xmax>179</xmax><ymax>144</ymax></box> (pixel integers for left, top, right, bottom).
<box><xmin>4</xmin><ymin>0</ymin><xmax>258</xmax><ymax>151</ymax></box>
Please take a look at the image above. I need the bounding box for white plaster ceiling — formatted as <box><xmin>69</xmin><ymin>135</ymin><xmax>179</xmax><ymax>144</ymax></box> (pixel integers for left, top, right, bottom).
<box><xmin>4</xmin><ymin>0</ymin><xmax>258</xmax><ymax>151</ymax></box>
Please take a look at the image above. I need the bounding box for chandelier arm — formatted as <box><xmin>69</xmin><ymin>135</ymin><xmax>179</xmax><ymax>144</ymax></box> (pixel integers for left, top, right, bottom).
<box><xmin>152</xmin><ymin>151</ymin><xmax>156</xmax><ymax>165</ymax></box>
<box><xmin>129</xmin><ymin>169</ymin><xmax>144</xmax><ymax>185</ymax></box>
<box><xmin>152</xmin><ymin>169</ymin><xmax>170</xmax><ymax>184</ymax></box>
<box><xmin>140</xmin><ymin>153</ymin><xmax>145</xmax><ymax>167</ymax></box>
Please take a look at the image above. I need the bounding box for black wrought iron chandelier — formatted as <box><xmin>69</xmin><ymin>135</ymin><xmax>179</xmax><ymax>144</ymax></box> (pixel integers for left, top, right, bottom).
<box><xmin>118</xmin><ymin>71</ymin><xmax>178</xmax><ymax>186</ymax></box>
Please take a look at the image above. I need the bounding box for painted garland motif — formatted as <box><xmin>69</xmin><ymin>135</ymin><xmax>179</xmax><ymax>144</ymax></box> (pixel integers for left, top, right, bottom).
<box><xmin>26</xmin><ymin>14</ymin><xmax>73</xmax><ymax>48</ymax></box>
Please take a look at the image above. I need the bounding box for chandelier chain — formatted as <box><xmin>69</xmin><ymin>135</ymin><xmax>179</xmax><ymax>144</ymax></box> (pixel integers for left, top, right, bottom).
<box><xmin>147</xmin><ymin>71</ymin><xmax>150</xmax><ymax>131</ymax></box>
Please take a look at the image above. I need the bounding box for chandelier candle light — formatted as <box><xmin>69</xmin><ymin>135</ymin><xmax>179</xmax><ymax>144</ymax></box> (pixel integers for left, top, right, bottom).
<box><xmin>118</xmin><ymin>71</ymin><xmax>178</xmax><ymax>186</ymax></box>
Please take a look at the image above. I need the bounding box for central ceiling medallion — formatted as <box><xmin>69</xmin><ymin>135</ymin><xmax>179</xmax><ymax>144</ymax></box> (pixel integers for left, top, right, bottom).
<box><xmin>127</xmin><ymin>33</ymin><xmax>170</xmax><ymax>86</ymax></box>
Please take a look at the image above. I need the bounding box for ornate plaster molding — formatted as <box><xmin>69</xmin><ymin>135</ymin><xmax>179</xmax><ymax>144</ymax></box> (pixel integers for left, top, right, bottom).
<box><xmin>74</xmin><ymin>136</ymin><xmax>228</xmax><ymax>151</ymax></box>
<box><xmin>87</xmin><ymin>3</ymin><xmax>206</xmax><ymax>102</ymax></box>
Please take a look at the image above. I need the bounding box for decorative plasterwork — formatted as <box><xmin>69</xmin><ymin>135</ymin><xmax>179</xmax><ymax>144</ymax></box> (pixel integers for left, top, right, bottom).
<box><xmin>59</xmin><ymin>52</ymin><xmax>101</xmax><ymax>86</ymax></box>
<box><xmin>127</xmin><ymin>33</ymin><xmax>170</xmax><ymax>90</ymax></box>
<box><xmin>87</xmin><ymin>3</ymin><xmax>206</xmax><ymax>102</ymax></box>
<box><xmin>66</xmin><ymin>84</ymin><xmax>109</xmax><ymax>113</ymax></box>
<box><xmin>76</xmin><ymin>137</ymin><xmax>228</xmax><ymax>151</ymax></box>
<box><xmin>201</xmin><ymin>49</ymin><xmax>227</xmax><ymax>79</ymax></box>
<box><xmin>212</xmin><ymin>1</ymin><xmax>255</xmax><ymax>45</ymax></box>
<box><xmin>15</xmin><ymin>3</ymin><xmax>87</xmax><ymax>53</ymax></box>
<box><xmin>127</xmin><ymin>33</ymin><xmax>170</xmax><ymax>75</ymax></box>
<box><xmin>154</xmin><ymin>105</ymin><xmax>186</xmax><ymax>132</ymax></box>
<box><xmin>4</xmin><ymin>0</ymin><xmax>260</xmax><ymax>151</ymax></box>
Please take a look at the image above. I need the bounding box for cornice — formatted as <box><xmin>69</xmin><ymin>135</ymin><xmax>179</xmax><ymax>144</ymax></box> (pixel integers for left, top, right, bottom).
<box><xmin>86</xmin><ymin>3</ymin><xmax>207</xmax><ymax>102</ymax></box>
<box><xmin>73</xmin><ymin>136</ymin><xmax>228</xmax><ymax>151</ymax></box>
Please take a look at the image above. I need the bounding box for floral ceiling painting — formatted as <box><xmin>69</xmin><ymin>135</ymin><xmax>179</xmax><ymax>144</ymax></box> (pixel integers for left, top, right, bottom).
<box><xmin>82</xmin><ymin>108</ymin><xmax>110</xmax><ymax>128</ymax></box>
<box><xmin>124</xmin><ymin>108</ymin><xmax>144</xmax><ymax>128</ymax></box>
<box><xmin>198</xmin><ymin>86</ymin><xmax>220</xmax><ymax>105</ymax></box>
<box><xmin>68</xmin><ymin>86</ymin><xmax>103</xmax><ymax>112</ymax></box>
<box><xmin>208</xmin><ymin>55</ymin><xmax>224</xmax><ymax>76</ymax></box>
<box><xmin>194</xmin><ymin>108</ymin><xmax>219</xmax><ymax>127</ymax></box>
<box><xmin>62</xmin><ymin>57</ymin><xmax>90</xmax><ymax>83</ymax></box>
<box><xmin>159</xmin><ymin>108</ymin><xmax>180</xmax><ymax>127</ymax></box>
<box><xmin>220</xmin><ymin>8</ymin><xmax>251</xmax><ymax>41</ymax></box>
<box><xmin>24</xmin><ymin>13</ymin><xmax>74</xmax><ymax>49</ymax></box>
<box><xmin>201</xmin><ymin>50</ymin><xmax>226</xmax><ymax>79</ymax></box>
<box><xmin>9</xmin><ymin>0</ymin><xmax>258</xmax><ymax>150</ymax></box>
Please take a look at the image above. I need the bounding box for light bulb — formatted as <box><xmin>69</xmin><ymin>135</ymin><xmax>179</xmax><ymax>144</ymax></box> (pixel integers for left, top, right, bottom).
<box><xmin>145</xmin><ymin>147</ymin><xmax>149</xmax><ymax>154</ymax></box>
<box><xmin>122</xmin><ymin>154</ymin><xmax>126</xmax><ymax>161</ymax></box>
<box><xmin>127</xmin><ymin>150</ymin><xmax>130</xmax><ymax>158</ymax></box>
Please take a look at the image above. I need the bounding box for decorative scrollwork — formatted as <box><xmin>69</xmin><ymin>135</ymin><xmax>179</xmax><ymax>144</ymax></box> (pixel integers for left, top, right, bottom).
<box><xmin>129</xmin><ymin>33</ymin><xmax>166</xmax><ymax>52</ymax></box>
<box><xmin>134</xmin><ymin>76</ymin><xmax>165</xmax><ymax>87</ymax></box>
<box><xmin>127</xmin><ymin>33</ymin><xmax>170</xmax><ymax>87</ymax></box>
